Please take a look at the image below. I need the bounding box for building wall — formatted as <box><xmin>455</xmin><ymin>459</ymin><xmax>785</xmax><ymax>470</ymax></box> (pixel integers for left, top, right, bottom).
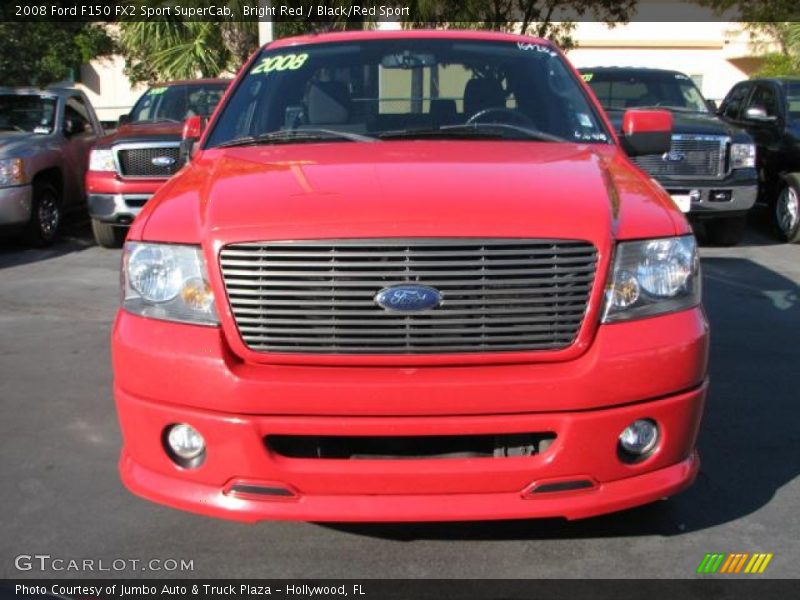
<box><xmin>76</xmin><ymin>56</ymin><xmax>147</xmax><ymax>123</ymax></box>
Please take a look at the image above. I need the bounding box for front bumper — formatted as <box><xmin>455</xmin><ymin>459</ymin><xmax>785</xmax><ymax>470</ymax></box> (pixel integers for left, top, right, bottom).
<box><xmin>113</xmin><ymin>307</ymin><xmax>709</xmax><ymax>522</ymax></box>
<box><xmin>659</xmin><ymin>169</ymin><xmax>758</xmax><ymax>217</ymax></box>
<box><xmin>87</xmin><ymin>193</ymin><xmax>152</xmax><ymax>224</ymax></box>
<box><xmin>0</xmin><ymin>184</ymin><xmax>32</xmax><ymax>226</ymax></box>
<box><xmin>85</xmin><ymin>170</ymin><xmax>165</xmax><ymax>224</ymax></box>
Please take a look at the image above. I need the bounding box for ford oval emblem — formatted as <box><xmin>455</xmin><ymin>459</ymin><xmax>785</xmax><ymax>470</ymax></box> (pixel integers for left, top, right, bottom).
<box><xmin>374</xmin><ymin>284</ymin><xmax>442</xmax><ymax>312</ymax></box>
<box><xmin>662</xmin><ymin>151</ymin><xmax>686</xmax><ymax>163</ymax></box>
<box><xmin>152</xmin><ymin>156</ymin><xmax>176</xmax><ymax>167</ymax></box>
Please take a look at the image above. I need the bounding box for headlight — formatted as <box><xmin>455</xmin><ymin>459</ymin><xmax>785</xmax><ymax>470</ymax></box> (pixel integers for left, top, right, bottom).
<box><xmin>89</xmin><ymin>148</ymin><xmax>116</xmax><ymax>172</ymax></box>
<box><xmin>603</xmin><ymin>235</ymin><xmax>700</xmax><ymax>322</ymax></box>
<box><xmin>731</xmin><ymin>143</ymin><xmax>756</xmax><ymax>169</ymax></box>
<box><xmin>0</xmin><ymin>158</ymin><xmax>26</xmax><ymax>186</ymax></box>
<box><xmin>122</xmin><ymin>242</ymin><xmax>218</xmax><ymax>325</ymax></box>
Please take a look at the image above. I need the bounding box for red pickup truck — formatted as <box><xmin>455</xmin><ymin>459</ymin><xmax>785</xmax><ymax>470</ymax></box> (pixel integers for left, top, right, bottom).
<box><xmin>86</xmin><ymin>79</ymin><xmax>229</xmax><ymax>247</ymax></box>
<box><xmin>113</xmin><ymin>30</ymin><xmax>708</xmax><ymax>522</ymax></box>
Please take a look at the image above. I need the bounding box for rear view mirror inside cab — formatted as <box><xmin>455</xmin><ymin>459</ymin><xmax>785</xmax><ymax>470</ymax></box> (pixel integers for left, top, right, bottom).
<box><xmin>381</xmin><ymin>52</ymin><xmax>436</xmax><ymax>69</ymax></box>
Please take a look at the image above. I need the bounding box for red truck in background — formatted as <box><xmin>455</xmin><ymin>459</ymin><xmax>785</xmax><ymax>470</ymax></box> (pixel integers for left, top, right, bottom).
<box><xmin>113</xmin><ymin>30</ymin><xmax>708</xmax><ymax>522</ymax></box>
<box><xmin>86</xmin><ymin>79</ymin><xmax>229</xmax><ymax>247</ymax></box>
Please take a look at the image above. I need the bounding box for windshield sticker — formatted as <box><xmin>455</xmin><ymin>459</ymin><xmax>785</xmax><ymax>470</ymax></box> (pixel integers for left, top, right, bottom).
<box><xmin>149</xmin><ymin>87</ymin><xmax>167</xmax><ymax>95</ymax></box>
<box><xmin>577</xmin><ymin>113</ymin><xmax>593</xmax><ymax>128</ymax></box>
<box><xmin>33</xmin><ymin>126</ymin><xmax>50</xmax><ymax>134</ymax></box>
<box><xmin>573</xmin><ymin>130</ymin><xmax>608</xmax><ymax>141</ymax></box>
<box><xmin>516</xmin><ymin>42</ymin><xmax>557</xmax><ymax>57</ymax></box>
<box><xmin>581</xmin><ymin>73</ymin><xmax>593</xmax><ymax>82</ymax></box>
<box><xmin>250</xmin><ymin>53</ymin><xmax>309</xmax><ymax>75</ymax></box>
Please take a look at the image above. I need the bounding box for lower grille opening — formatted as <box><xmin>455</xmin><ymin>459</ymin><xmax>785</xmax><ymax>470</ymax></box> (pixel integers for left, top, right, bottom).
<box><xmin>266</xmin><ymin>432</ymin><xmax>556</xmax><ymax>460</ymax></box>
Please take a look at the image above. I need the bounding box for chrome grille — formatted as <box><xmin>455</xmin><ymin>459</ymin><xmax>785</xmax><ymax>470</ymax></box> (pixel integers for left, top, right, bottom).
<box><xmin>116</xmin><ymin>144</ymin><xmax>181</xmax><ymax>177</ymax></box>
<box><xmin>633</xmin><ymin>134</ymin><xmax>728</xmax><ymax>179</ymax></box>
<box><xmin>219</xmin><ymin>239</ymin><xmax>597</xmax><ymax>354</ymax></box>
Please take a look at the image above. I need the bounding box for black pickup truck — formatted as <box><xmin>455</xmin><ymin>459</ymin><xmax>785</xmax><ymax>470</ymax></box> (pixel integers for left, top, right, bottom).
<box><xmin>719</xmin><ymin>77</ymin><xmax>800</xmax><ymax>243</ymax></box>
<box><xmin>580</xmin><ymin>67</ymin><xmax>758</xmax><ymax>245</ymax></box>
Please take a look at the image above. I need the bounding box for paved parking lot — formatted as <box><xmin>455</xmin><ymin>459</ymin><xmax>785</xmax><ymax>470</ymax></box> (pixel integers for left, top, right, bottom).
<box><xmin>1</xmin><ymin>215</ymin><xmax>798</xmax><ymax>579</ymax></box>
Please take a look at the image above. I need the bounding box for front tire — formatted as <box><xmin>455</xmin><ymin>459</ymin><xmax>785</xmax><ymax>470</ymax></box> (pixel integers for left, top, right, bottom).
<box><xmin>705</xmin><ymin>215</ymin><xmax>747</xmax><ymax>247</ymax></box>
<box><xmin>773</xmin><ymin>178</ymin><xmax>800</xmax><ymax>244</ymax></box>
<box><xmin>25</xmin><ymin>180</ymin><xmax>61</xmax><ymax>246</ymax></box>
<box><xmin>91</xmin><ymin>219</ymin><xmax>127</xmax><ymax>248</ymax></box>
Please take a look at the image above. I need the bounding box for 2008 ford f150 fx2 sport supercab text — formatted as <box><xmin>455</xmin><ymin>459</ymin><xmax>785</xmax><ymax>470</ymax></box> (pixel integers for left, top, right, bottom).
<box><xmin>113</xmin><ymin>31</ymin><xmax>709</xmax><ymax>522</ymax></box>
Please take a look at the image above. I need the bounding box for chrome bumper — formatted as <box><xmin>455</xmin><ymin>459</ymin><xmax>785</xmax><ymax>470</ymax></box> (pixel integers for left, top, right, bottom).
<box><xmin>88</xmin><ymin>193</ymin><xmax>152</xmax><ymax>223</ymax></box>
<box><xmin>666</xmin><ymin>184</ymin><xmax>758</xmax><ymax>217</ymax></box>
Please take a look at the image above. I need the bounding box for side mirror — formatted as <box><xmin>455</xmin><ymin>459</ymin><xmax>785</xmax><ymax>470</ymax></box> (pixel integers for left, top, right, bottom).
<box><xmin>744</xmin><ymin>106</ymin><xmax>777</xmax><ymax>123</ymax></box>
<box><xmin>117</xmin><ymin>113</ymin><xmax>131</xmax><ymax>127</ymax></box>
<box><xmin>63</xmin><ymin>118</ymin><xmax>77</xmax><ymax>137</ymax></box>
<box><xmin>705</xmin><ymin>99</ymin><xmax>718</xmax><ymax>113</ymax></box>
<box><xmin>620</xmin><ymin>109</ymin><xmax>673</xmax><ymax>157</ymax></box>
<box><xmin>179</xmin><ymin>115</ymin><xmax>205</xmax><ymax>164</ymax></box>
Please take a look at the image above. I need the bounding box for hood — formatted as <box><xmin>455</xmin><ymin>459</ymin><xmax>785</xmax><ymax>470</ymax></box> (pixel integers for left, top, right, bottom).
<box><xmin>98</xmin><ymin>120</ymin><xmax>183</xmax><ymax>147</ymax></box>
<box><xmin>137</xmin><ymin>141</ymin><xmax>686</xmax><ymax>247</ymax></box>
<box><xmin>605</xmin><ymin>109</ymin><xmax>752</xmax><ymax>141</ymax></box>
<box><xmin>0</xmin><ymin>131</ymin><xmax>51</xmax><ymax>156</ymax></box>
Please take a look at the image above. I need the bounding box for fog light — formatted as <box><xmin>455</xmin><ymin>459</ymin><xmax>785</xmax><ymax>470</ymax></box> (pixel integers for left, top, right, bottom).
<box><xmin>619</xmin><ymin>419</ymin><xmax>659</xmax><ymax>457</ymax></box>
<box><xmin>166</xmin><ymin>423</ymin><xmax>205</xmax><ymax>462</ymax></box>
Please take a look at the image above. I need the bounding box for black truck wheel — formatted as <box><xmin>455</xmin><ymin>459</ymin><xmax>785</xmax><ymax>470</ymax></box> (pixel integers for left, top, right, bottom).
<box><xmin>773</xmin><ymin>176</ymin><xmax>800</xmax><ymax>244</ymax></box>
<box><xmin>25</xmin><ymin>180</ymin><xmax>61</xmax><ymax>246</ymax></box>
<box><xmin>705</xmin><ymin>215</ymin><xmax>747</xmax><ymax>246</ymax></box>
<box><xmin>91</xmin><ymin>219</ymin><xmax>127</xmax><ymax>248</ymax></box>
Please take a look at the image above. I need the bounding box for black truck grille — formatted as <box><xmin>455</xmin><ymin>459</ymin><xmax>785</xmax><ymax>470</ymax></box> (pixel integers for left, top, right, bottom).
<box><xmin>117</xmin><ymin>146</ymin><xmax>181</xmax><ymax>177</ymax></box>
<box><xmin>219</xmin><ymin>239</ymin><xmax>597</xmax><ymax>354</ymax></box>
<box><xmin>633</xmin><ymin>134</ymin><xmax>728</xmax><ymax>179</ymax></box>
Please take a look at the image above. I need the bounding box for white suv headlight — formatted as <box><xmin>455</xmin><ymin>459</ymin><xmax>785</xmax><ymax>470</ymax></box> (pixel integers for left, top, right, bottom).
<box><xmin>603</xmin><ymin>235</ymin><xmax>700</xmax><ymax>322</ymax></box>
<box><xmin>730</xmin><ymin>143</ymin><xmax>756</xmax><ymax>169</ymax></box>
<box><xmin>89</xmin><ymin>148</ymin><xmax>116</xmax><ymax>172</ymax></box>
<box><xmin>122</xmin><ymin>242</ymin><xmax>218</xmax><ymax>325</ymax></box>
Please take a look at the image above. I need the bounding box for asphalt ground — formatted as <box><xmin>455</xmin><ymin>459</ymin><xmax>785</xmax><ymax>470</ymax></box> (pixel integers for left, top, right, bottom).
<box><xmin>1</xmin><ymin>213</ymin><xmax>798</xmax><ymax>579</ymax></box>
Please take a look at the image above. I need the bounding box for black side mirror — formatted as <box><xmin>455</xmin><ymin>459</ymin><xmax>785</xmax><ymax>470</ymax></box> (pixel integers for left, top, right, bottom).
<box><xmin>705</xmin><ymin>99</ymin><xmax>718</xmax><ymax>113</ymax></box>
<box><xmin>63</xmin><ymin>118</ymin><xmax>77</xmax><ymax>137</ymax></box>
<box><xmin>117</xmin><ymin>113</ymin><xmax>131</xmax><ymax>127</ymax></box>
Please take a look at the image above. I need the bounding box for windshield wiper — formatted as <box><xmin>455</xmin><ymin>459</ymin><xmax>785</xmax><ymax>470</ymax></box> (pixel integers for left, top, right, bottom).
<box><xmin>443</xmin><ymin>123</ymin><xmax>567</xmax><ymax>142</ymax></box>
<box><xmin>378</xmin><ymin>123</ymin><xmax>566</xmax><ymax>143</ymax></box>
<box><xmin>215</xmin><ymin>128</ymin><xmax>378</xmax><ymax>148</ymax></box>
<box><xmin>135</xmin><ymin>118</ymin><xmax>182</xmax><ymax>124</ymax></box>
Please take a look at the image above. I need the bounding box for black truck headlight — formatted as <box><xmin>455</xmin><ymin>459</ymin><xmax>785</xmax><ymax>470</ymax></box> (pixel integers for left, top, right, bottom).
<box><xmin>730</xmin><ymin>143</ymin><xmax>756</xmax><ymax>169</ymax></box>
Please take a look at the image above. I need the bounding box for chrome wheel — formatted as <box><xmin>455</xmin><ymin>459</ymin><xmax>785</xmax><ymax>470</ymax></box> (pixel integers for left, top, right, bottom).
<box><xmin>37</xmin><ymin>192</ymin><xmax>60</xmax><ymax>240</ymax></box>
<box><xmin>776</xmin><ymin>185</ymin><xmax>799</xmax><ymax>237</ymax></box>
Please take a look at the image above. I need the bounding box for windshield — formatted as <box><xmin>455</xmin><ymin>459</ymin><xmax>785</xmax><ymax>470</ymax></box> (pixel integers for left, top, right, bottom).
<box><xmin>0</xmin><ymin>94</ymin><xmax>57</xmax><ymax>134</ymax></box>
<box><xmin>206</xmin><ymin>39</ymin><xmax>609</xmax><ymax>147</ymax></box>
<box><xmin>788</xmin><ymin>83</ymin><xmax>800</xmax><ymax>125</ymax></box>
<box><xmin>581</xmin><ymin>71</ymin><xmax>709</xmax><ymax>113</ymax></box>
<box><xmin>129</xmin><ymin>83</ymin><xmax>228</xmax><ymax>123</ymax></box>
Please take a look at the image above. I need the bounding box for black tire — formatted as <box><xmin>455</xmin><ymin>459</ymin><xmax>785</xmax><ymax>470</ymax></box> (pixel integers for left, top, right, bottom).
<box><xmin>24</xmin><ymin>180</ymin><xmax>61</xmax><ymax>246</ymax></box>
<box><xmin>772</xmin><ymin>176</ymin><xmax>800</xmax><ymax>244</ymax></box>
<box><xmin>91</xmin><ymin>219</ymin><xmax>127</xmax><ymax>248</ymax></box>
<box><xmin>705</xmin><ymin>215</ymin><xmax>747</xmax><ymax>246</ymax></box>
